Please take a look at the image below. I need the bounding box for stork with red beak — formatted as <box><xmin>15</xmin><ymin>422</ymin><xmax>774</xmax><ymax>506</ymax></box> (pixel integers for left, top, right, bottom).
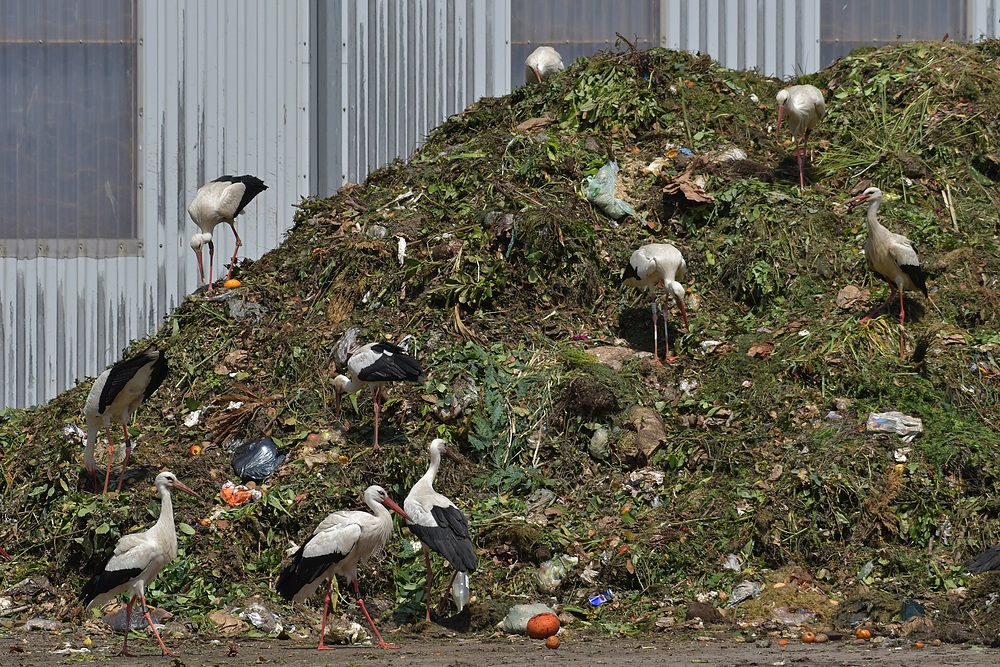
<box><xmin>623</xmin><ymin>243</ymin><xmax>689</xmax><ymax>362</ymax></box>
<box><xmin>333</xmin><ymin>341</ymin><xmax>425</xmax><ymax>448</ymax></box>
<box><xmin>275</xmin><ymin>485</ymin><xmax>409</xmax><ymax>650</ymax></box>
<box><xmin>524</xmin><ymin>46</ymin><xmax>564</xmax><ymax>84</ymax></box>
<box><xmin>188</xmin><ymin>174</ymin><xmax>267</xmax><ymax>291</ymax></box>
<box><xmin>80</xmin><ymin>472</ymin><xmax>202</xmax><ymax>657</ymax></box>
<box><xmin>843</xmin><ymin>186</ymin><xmax>928</xmax><ymax>358</ymax></box>
<box><xmin>84</xmin><ymin>346</ymin><xmax>168</xmax><ymax>493</ymax></box>
<box><xmin>776</xmin><ymin>84</ymin><xmax>826</xmax><ymax>191</ymax></box>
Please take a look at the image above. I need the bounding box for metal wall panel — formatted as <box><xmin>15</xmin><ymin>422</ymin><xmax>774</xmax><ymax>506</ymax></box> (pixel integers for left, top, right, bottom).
<box><xmin>0</xmin><ymin>0</ymin><xmax>312</xmax><ymax>409</ymax></box>
<box><xmin>971</xmin><ymin>0</ymin><xmax>1000</xmax><ymax>38</ymax></box>
<box><xmin>316</xmin><ymin>0</ymin><xmax>511</xmax><ymax>192</ymax></box>
<box><xmin>663</xmin><ymin>0</ymin><xmax>821</xmax><ymax>78</ymax></box>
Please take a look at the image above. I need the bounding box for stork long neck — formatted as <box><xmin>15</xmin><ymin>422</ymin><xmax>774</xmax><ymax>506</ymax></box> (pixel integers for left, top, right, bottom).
<box><xmin>157</xmin><ymin>487</ymin><xmax>175</xmax><ymax>531</ymax></box>
<box><xmin>865</xmin><ymin>198</ymin><xmax>885</xmax><ymax>233</ymax></box>
<box><xmin>419</xmin><ymin>449</ymin><xmax>442</xmax><ymax>490</ymax></box>
<box><xmin>336</xmin><ymin>374</ymin><xmax>362</xmax><ymax>395</ymax></box>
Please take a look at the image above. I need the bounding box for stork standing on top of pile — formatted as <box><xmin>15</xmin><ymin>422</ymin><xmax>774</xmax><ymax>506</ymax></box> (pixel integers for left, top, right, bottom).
<box><xmin>333</xmin><ymin>341</ymin><xmax>425</xmax><ymax>448</ymax></box>
<box><xmin>776</xmin><ymin>84</ymin><xmax>826</xmax><ymax>192</ymax></box>
<box><xmin>275</xmin><ymin>485</ymin><xmax>409</xmax><ymax>650</ymax></box>
<box><xmin>188</xmin><ymin>174</ymin><xmax>267</xmax><ymax>291</ymax></box>
<box><xmin>843</xmin><ymin>186</ymin><xmax>928</xmax><ymax>358</ymax></box>
<box><xmin>80</xmin><ymin>472</ymin><xmax>202</xmax><ymax>657</ymax></box>
<box><xmin>83</xmin><ymin>346</ymin><xmax>168</xmax><ymax>493</ymax></box>
<box><xmin>623</xmin><ymin>243</ymin><xmax>689</xmax><ymax>363</ymax></box>
<box><xmin>405</xmin><ymin>438</ymin><xmax>478</xmax><ymax>622</ymax></box>
<box><xmin>524</xmin><ymin>45</ymin><xmax>564</xmax><ymax>83</ymax></box>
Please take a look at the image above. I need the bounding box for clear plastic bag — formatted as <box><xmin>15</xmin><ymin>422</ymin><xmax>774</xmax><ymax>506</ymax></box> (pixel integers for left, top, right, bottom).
<box><xmin>583</xmin><ymin>160</ymin><xmax>643</xmax><ymax>224</ymax></box>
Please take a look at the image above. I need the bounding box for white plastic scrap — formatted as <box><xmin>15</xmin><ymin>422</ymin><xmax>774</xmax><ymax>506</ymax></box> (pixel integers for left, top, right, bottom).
<box><xmin>183</xmin><ymin>409</ymin><xmax>202</xmax><ymax>427</ymax></box>
<box><xmin>726</xmin><ymin>580</ymin><xmax>763</xmax><ymax>607</ymax></box>
<box><xmin>396</xmin><ymin>236</ymin><xmax>407</xmax><ymax>266</ymax></box>
<box><xmin>867</xmin><ymin>411</ymin><xmax>923</xmax><ymax>442</ymax></box>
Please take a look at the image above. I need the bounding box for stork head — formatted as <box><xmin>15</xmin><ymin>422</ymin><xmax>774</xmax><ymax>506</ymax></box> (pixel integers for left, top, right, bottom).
<box><xmin>333</xmin><ymin>374</ymin><xmax>350</xmax><ymax>416</ymax></box>
<box><xmin>365</xmin><ymin>485</ymin><xmax>409</xmax><ymax>519</ymax></box>
<box><xmin>775</xmin><ymin>89</ymin><xmax>789</xmax><ymax>136</ymax></box>
<box><xmin>154</xmin><ymin>471</ymin><xmax>204</xmax><ymax>501</ymax></box>
<box><xmin>844</xmin><ymin>187</ymin><xmax>884</xmax><ymax>212</ymax></box>
<box><xmin>667</xmin><ymin>281</ymin><xmax>690</xmax><ymax>329</ymax></box>
<box><xmin>190</xmin><ymin>231</ymin><xmax>212</xmax><ymax>251</ymax></box>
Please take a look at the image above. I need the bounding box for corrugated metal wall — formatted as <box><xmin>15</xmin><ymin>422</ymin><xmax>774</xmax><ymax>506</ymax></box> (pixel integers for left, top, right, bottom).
<box><xmin>662</xmin><ymin>0</ymin><xmax>821</xmax><ymax>78</ymax></box>
<box><xmin>971</xmin><ymin>0</ymin><xmax>1000</xmax><ymax>38</ymax></box>
<box><xmin>0</xmin><ymin>0</ymin><xmax>312</xmax><ymax>409</ymax></box>
<box><xmin>315</xmin><ymin>0</ymin><xmax>511</xmax><ymax>193</ymax></box>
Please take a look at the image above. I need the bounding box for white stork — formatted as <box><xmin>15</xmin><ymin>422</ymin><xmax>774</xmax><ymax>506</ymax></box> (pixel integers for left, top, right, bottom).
<box><xmin>844</xmin><ymin>187</ymin><xmax>928</xmax><ymax>358</ymax></box>
<box><xmin>333</xmin><ymin>342</ymin><xmax>426</xmax><ymax>449</ymax></box>
<box><xmin>188</xmin><ymin>174</ymin><xmax>267</xmax><ymax>291</ymax></box>
<box><xmin>84</xmin><ymin>346</ymin><xmax>168</xmax><ymax>494</ymax></box>
<box><xmin>776</xmin><ymin>84</ymin><xmax>826</xmax><ymax>192</ymax></box>
<box><xmin>404</xmin><ymin>438</ymin><xmax>477</xmax><ymax>622</ymax></box>
<box><xmin>623</xmin><ymin>243</ymin><xmax>689</xmax><ymax>362</ymax></box>
<box><xmin>80</xmin><ymin>471</ymin><xmax>202</xmax><ymax>657</ymax></box>
<box><xmin>524</xmin><ymin>46</ymin><xmax>564</xmax><ymax>84</ymax></box>
<box><xmin>275</xmin><ymin>485</ymin><xmax>409</xmax><ymax>650</ymax></box>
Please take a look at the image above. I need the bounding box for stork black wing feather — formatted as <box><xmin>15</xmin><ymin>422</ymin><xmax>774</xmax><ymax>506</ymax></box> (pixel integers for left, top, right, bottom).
<box><xmin>275</xmin><ymin>539</ymin><xmax>347</xmax><ymax>600</ymax></box>
<box><xmin>358</xmin><ymin>344</ymin><xmax>425</xmax><ymax>383</ymax></box>
<box><xmin>98</xmin><ymin>347</ymin><xmax>163</xmax><ymax>413</ymax></box>
<box><xmin>81</xmin><ymin>560</ymin><xmax>143</xmax><ymax>608</ymax></box>
<box><xmin>900</xmin><ymin>263</ymin><xmax>928</xmax><ymax>297</ymax></box>
<box><xmin>143</xmin><ymin>351</ymin><xmax>169</xmax><ymax>402</ymax></box>
<box><xmin>408</xmin><ymin>506</ymin><xmax>478</xmax><ymax>572</ymax></box>
<box><xmin>213</xmin><ymin>175</ymin><xmax>268</xmax><ymax>216</ymax></box>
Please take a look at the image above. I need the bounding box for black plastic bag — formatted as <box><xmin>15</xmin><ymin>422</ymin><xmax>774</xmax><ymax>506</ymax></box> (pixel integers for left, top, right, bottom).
<box><xmin>231</xmin><ymin>436</ymin><xmax>285</xmax><ymax>484</ymax></box>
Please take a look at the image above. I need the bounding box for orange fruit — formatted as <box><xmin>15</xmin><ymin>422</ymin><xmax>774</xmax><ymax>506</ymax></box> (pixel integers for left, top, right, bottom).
<box><xmin>777</xmin><ymin>639</ymin><xmax>789</xmax><ymax>646</ymax></box>
<box><xmin>526</xmin><ymin>613</ymin><xmax>560</xmax><ymax>639</ymax></box>
<box><xmin>855</xmin><ymin>628</ymin><xmax>871</xmax><ymax>640</ymax></box>
<box><xmin>223</xmin><ymin>278</ymin><xmax>242</xmax><ymax>289</ymax></box>
<box><xmin>188</xmin><ymin>444</ymin><xmax>202</xmax><ymax>456</ymax></box>
<box><xmin>912</xmin><ymin>641</ymin><xmax>924</xmax><ymax>649</ymax></box>
<box><xmin>801</xmin><ymin>631</ymin><xmax>815</xmax><ymax>643</ymax></box>
<box><xmin>545</xmin><ymin>636</ymin><xmax>559</xmax><ymax>649</ymax></box>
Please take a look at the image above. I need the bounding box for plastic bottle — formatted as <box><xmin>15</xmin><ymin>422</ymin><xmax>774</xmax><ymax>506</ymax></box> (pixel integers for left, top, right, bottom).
<box><xmin>452</xmin><ymin>571</ymin><xmax>470</xmax><ymax>612</ymax></box>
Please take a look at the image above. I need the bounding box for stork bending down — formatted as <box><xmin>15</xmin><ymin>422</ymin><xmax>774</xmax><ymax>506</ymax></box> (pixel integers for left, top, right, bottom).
<box><xmin>776</xmin><ymin>84</ymin><xmax>826</xmax><ymax>192</ymax></box>
<box><xmin>80</xmin><ymin>472</ymin><xmax>202</xmax><ymax>657</ymax></box>
<box><xmin>333</xmin><ymin>342</ymin><xmax>425</xmax><ymax>448</ymax></box>
<box><xmin>623</xmin><ymin>243</ymin><xmax>689</xmax><ymax>362</ymax></box>
<box><xmin>405</xmin><ymin>439</ymin><xmax>477</xmax><ymax>622</ymax></box>
<box><xmin>844</xmin><ymin>187</ymin><xmax>928</xmax><ymax>358</ymax></box>
<box><xmin>275</xmin><ymin>486</ymin><xmax>408</xmax><ymax>649</ymax></box>
<box><xmin>188</xmin><ymin>174</ymin><xmax>267</xmax><ymax>291</ymax></box>
<box><xmin>524</xmin><ymin>46</ymin><xmax>564</xmax><ymax>84</ymax></box>
<box><xmin>84</xmin><ymin>346</ymin><xmax>168</xmax><ymax>493</ymax></box>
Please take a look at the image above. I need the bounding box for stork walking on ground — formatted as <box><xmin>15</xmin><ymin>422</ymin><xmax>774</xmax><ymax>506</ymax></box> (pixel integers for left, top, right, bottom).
<box><xmin>623</xmin><ymin>243</ymin><xmax>689</xmax><ymax>362</ymax></box>
<box><xmin>275</xmin><ymin>485</ymin><xmax>409</xmax><ymax>650</ymax></box>
<box><xmin>844</xmin><ymin>187</ymin><xmax>928</xmax><ymax>358</ymax></box>
<box><xmin>84</xmin><ymin>346</ymin><xmax>168</xmax><ymax>493</ymax></box>
<box><xmin>188</xmin><ymin>174</ymin><xmax>267</xmax><ymax>291</ymax></box>
<box><xmin>404</xmin><ymin>439</ymin><xmax>477</xmax><ymax>622</ymax></box>
<box><xmin>333</xmin><ymin>342</ymin><xmax>425</xmax><ymax>448</ymax></box>
<box><xmin>80</xmin><ymin>472</ymin><xmax>202</xmax><ymax>657</ymax></box>
<box><xmin>776</xmin><ymin>84</ymin><xmax>826</xmax><ymax>191</ymax></box>
<box><xmin>524</xmin><ymin>46</ymin><xmax>564</xmax><ymax>83</ymax></box>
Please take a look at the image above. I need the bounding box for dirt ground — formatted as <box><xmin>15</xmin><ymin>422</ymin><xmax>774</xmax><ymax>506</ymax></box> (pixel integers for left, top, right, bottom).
<box><xmin>2</xmin><ymin>632</ymin><xmax>998</xmax><ymax>667</ymax></box>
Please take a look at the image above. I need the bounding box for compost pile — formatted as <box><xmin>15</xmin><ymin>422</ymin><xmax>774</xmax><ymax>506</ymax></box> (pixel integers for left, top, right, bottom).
<box><xmin>2</xmin><ymin>40</ymin><xmax>1000</xmax><ymax>642</ymax></box>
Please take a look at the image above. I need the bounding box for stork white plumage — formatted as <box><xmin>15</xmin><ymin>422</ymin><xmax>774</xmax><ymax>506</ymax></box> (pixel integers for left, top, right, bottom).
<box><xmin>333</xmin><ymin>342</ymin><xmax>426</xmax><ymax>448</ymax></box>
<box><xmin>524</xmin><ymin>46</ymin><xmax>564</xmax><ymax>83</ymax></box>
<box><xmin>623</xmin><ymin>243</ymin><xmax>689</xmax><ymax>362</ymax></box>
<box><xmin>84</xmin><ymin>346</ymin><xmax>168</xmax><ymax>493</ymax></box>
<box><xmin>80</xmin><ymin>472</ymin><xmax>202</xmax><ymax>657</ymax></box>
<box><xmin>776</xmin><ymin>84</ymin><xmax>826</xmax><ymax>192</ymax></box>
<box><xmin>188</xmin><ymin>174</ymin><xmax>267</xmax><ymax>291</ymax></box>
<box><xmin>275</xmin><ymin>485</ymin><xmax>409</xmax><ymax>650</ymax></box>
<box><xmin>404</xmin><ymin>438</ymin><xmax>477</xmax><ymax>622</ymax></box>
<box><xmin>844</xmin><ymin>186</ymin><xmax>928</xmax><ymax>358</ymax></box>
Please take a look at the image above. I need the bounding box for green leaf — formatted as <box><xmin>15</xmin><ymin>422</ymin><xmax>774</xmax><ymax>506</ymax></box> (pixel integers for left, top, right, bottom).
<box><xmin>178</xmin><ymin>522</ymin><xmax>196</xmax><ymax>535</ymax></box>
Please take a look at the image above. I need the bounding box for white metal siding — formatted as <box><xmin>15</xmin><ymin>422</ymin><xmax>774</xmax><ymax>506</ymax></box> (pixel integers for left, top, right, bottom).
<box><xmin>0</xmin><ymin>0</ymin><xmax>312</xmax><ymax>409</ymax></box>
<box><xmin>316</xmin><ymin>0</ymin><xmax>510</xmax><ymax>192</ymax></box>
<box><xmin>663</xmin><ymin>0</ymin><xmax>821</xmax><ymax>78</ymax></box>
<box><xmin>971</xmin><ymin>0</ymin><xmax>1000</xmax><ymax>38</ymax></box>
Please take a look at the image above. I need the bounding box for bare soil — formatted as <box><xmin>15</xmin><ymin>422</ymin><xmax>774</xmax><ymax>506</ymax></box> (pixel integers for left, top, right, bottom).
<box><xmin>2</xmin><ymin>632</ymin><xmax>998</xmax><ymax>667</ymax></box>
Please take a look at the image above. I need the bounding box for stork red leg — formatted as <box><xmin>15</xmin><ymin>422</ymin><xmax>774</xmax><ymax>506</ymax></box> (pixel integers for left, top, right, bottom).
<box><xmin>353</xmin><ymin>579</ymin><xmax>398</xmax><ymax>649</ymax></box>
<box><xmin>649</xmin><ymin>301</ymin><xmax>660</xmax><ymax>362</ymax></box>
<box><xmin>898</xmin><ymin>286</ymin><xmax>907</xmax><ymax>358</ymax></box>
<box><xmin>0</xmin><ymin>546</ymin><xmax>10</xmax><ymax>560</ymax></box>
<box><xmin>371</xmin><ymin>387</ymin><xmax>382</xmax><ymax>449</ymax></box>
<box><xmin>316</xmin><ymin>580</ymin><xmax>335</xmax><ymax>650</ymax></box>
<box><xmin>225</xmin><ymin>222</ymin><xmax>243</xmax><ymax>282</ymax></box>
<box><xmin>119</xmin><ymin>595</ymin><xmax>138</xmax><ymax>657</ymax></box>
<box><xmin>116</xmin><ymin>423</ymin><xmax>133</xmax><ymax>492</ymax></box>
<box><xmin>140</xmin><ymin>591</ymin><xmax>176</xmax><ymax>656</ymax></box>
<box><xmin>439</xmin><ymin>569</ymin><xmax>460</xmax><ymax>613</ymax></box>
<box><xmin>207</xmin><ymin>241</ymin><xmax>216</xmax><ymax>291</ymax></box>
<box><xmin>662</xmin><ymin>297</ymin><xmax>679</xmax><ymax>363</ymax></box>
<box><xmin>102</xmin><ymin>427</ymin><xmax>116</xmax><ymax>494</ymax></box>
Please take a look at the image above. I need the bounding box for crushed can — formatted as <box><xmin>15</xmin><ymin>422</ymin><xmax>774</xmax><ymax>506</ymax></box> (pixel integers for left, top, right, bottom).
<box><xmin>589</xmin><ymin>589</ymin><xmax>615</xmax><ymax>606</ymax></box>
